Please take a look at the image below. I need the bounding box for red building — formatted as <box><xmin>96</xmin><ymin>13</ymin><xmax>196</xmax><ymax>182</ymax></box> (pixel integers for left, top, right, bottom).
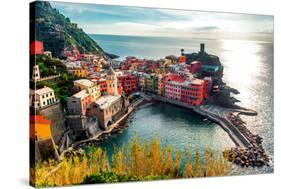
<box><xmin>180</xmin><ymin>79</ymin><xmax>205</xmax><ymax>106</ymax></box>
<box><xmin>164</xmin><ymin>73</ymin><xmax>206</xmax><ymax>106</ymax></box>
<box><xmin>30</xmin><ymin>41</ymin><xmax>44</xmax><ymax>55</ymax></box>
<box><xmin>117</xmin><ymin>83</ymin><xmax>124</xmax><ymax>95</ymax></box>
<box><xmin>121</xmin><ymin>57</ymin><xmax>146</xmax><ymax>70</ymax></box>
<box><xmin>118</xmin><ymin>75</ymin><xmax>138</xmax><ymax>95</ymax></box>
<box><xmin>203</xmin><ymin>77</ymin><xmax>212</xmax><ymax>99</ymax></box>
<box><xmin>96</xmin><ymin>78</ymin><xmax>107</xmax><ymax>95</ymax></box>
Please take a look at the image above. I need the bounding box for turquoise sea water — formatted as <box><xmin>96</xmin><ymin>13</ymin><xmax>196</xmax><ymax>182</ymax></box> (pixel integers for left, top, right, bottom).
<box><xmin>90</xmin><ymin>34</ymin><xmax>274</xmax><ymax>175</ymax></box>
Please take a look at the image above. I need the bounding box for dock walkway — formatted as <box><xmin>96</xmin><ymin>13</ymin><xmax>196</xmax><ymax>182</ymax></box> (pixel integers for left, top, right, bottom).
<box><xmin>142</xmin><ymin>92</ymin><xmax>254</xmax><ymax>148</ymax></box>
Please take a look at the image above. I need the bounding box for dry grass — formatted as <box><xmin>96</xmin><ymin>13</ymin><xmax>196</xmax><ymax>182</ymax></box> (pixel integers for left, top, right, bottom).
<box><xmin>31</xmin><ymin>137</ymin><xmax>231</xmax><ymax>187</ymax></box>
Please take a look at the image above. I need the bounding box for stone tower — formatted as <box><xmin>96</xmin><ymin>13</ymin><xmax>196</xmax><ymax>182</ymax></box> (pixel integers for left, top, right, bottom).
<box><xmin>32</xmin><ymin>65</ymin><xmax>40</xmax><ymax>81</ymax></box>
<box><xmin>108</xmin><ymin>67</ymin><xmax>118</xmax><ymax>96</ymax></box>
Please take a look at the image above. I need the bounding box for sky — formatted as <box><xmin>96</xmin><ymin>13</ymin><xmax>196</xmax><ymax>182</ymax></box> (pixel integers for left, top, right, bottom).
<box><xmin>51</xmin><ymin>1</ymin><xmax>273</xmax><ymax>41</ymax></box>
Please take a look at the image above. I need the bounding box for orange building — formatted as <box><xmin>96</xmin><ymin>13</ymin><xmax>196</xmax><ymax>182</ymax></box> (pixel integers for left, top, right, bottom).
<box><xmin>97</xmin><ymin>78</ymin><xmax>107</xmax><ymax>95</ymax></box>
<box><xmin>30</xmin><ymin>115</ymin><xmax>52</xmax><ymax>141</ymax></box>
<box><xmin>178</xmin><ymin>55</ymin><xmax>187</xmax><ymax>63</ymax></box>
<box><xmin>72</xmin><ymin>68</ymin><xmax>88</xmax><ymax>78</ymax></box>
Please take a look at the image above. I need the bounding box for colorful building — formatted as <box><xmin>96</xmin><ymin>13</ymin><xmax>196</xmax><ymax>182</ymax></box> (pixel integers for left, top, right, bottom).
<box><xmin>181</xmin><ymin>79</ymin><xmax>205</xmax><ymax>106</ymax></box>
<box><xmin>156</xmin><ymin>75</ymin><xmax>164</xmax><ymax>96</ymax></box>
<box><xmin>97</xmin><ymin>78</ymin><xmax>107</xmax><ymax>95</ymax></box>
<box><xmin>164</xmin><ymin>75</ymin><xmax>185</xmax><ymax>101</ymax></box>
<box><xmin>106</xmin><ymin>67</ymin><xmax>119</xmax><ymax>96</ymax></box>
<box><xmin>178</xmin><ymin>55</ymin><xmax>187</xmax><ymax>63</ymax></box>
<box><xmin>74</xmin><ymin>79</ymin><xmax>101</xmax><ymax>101</ymax></box>
<box><xmin>145</xmin><ymin>74</ymin><xmax>158</xmax><ymax>93</ymax></box>
<box><xmin>117</xmin><ymin>82</ymin><xmax>124</xmax><ymax>95</ymax></box>
<box><xmin>30</xmin><ymin>115</ymin><xmax>52</xmax><ymax>141</ymax></box>
<box><xmin>30</xmin><ymin>40</ymin><xmax>44</xmax><ymax>55</ymax></box>
<box><xmin>34</xmin><ymin>87</ymin><xmax>57</xmax><ymax>109</ymax></box>
<box><xmin>89</xmin><ymin>95</ymin><xmax>123</xmax><ymax>130</ymax></box>
<box><xmin>203</xmin><ymin>77</ymin><xmax>213</xmax><ymax>99</ymax></box>
<box><xmin>164</xmin><ymin>74</ymin><xmax>206</xmax><ymax>106</ymax></box>
<box><xmin>139</xmin><ymin>77</ymin><xmax>146</xmax><ymax>91</ymax></box>
<box><xmin>72</xmin><ymin>68</ymin><xmax>88</xmax><ymax>78</ymax></box>
<box><xmin>190</xmin><ymin>61</ymin><xmax>201</xmax><ymax>74</ymax></box>
<box><xmin>74</xmin><ymin>79</ymin><xmax>94</xmax><ymax>91</ymax></box>
<box><xmin>118</xmin><ymin>75</ymin><xmax>138</xmax><ymax>96</ymax></box>
<box><xmin>67</xmin><ymin>90</ymin><xmax>93</xmax><ymax>115</ymax></box>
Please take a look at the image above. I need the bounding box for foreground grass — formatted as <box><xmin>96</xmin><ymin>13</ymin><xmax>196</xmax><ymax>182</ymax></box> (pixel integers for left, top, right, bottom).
<box><xmin>31</xmin><ymin>137</ymin><xmax>231</xmax><ymax>187</ymax></box>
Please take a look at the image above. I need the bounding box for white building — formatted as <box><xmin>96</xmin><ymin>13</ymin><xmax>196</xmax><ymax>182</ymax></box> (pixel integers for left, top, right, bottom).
<box><xmin>34</xmin><ymin>87</ymin><xmax>57</xmax><ymax>109</ymax></box>
<box><xmin>32</xmin><ymin>65</ymin><xmax>40</xmax><ymax>81</ymax></box>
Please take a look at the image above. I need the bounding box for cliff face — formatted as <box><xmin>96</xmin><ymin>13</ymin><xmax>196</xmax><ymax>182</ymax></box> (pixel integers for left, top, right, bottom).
<box><xmin>31</xmin><ymin>1</ymin><xmax>104</xmax><ymax>57</ymax></box>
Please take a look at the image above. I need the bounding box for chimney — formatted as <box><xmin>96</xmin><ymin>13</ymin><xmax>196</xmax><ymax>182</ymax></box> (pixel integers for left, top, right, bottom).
<box><xmin>200</xmin><ymin>43</ymin><xmax>205</xmax><ymax>54</ymax></box>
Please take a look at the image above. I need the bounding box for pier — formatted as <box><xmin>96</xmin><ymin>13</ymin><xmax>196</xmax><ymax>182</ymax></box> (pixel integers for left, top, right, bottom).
<box><xmin>143</xmin><ymin>93</ymin><xmax>270</xmax><ymax>167</ymax></box>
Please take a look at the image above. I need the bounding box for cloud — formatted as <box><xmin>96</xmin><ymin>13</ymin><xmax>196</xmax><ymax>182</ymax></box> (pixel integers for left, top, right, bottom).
<box><xmin>51</xmin><ymin>1</ymin><xmax>273</xmax><ymax>40</ymax></box>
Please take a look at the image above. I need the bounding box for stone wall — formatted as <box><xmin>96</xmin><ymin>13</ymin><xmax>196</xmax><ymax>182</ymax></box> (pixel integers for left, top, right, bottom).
<box><xmin>34</xmin><ymin>138</ymin><xmax>60</xmax><ymax>162</ymax></box>
<box><xmin>38</xmin><ymin>103</ymin><xmax>66</xmax><ymax>144</ymax></box>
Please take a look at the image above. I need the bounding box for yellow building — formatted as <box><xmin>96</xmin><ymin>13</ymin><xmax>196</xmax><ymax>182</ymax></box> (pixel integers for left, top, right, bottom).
<box><xmin>157</xmin><ymin>75</ymin><xmax>163</xmax><ymax>96</ymax></box>
<box><xmin>90</xmin><ymin>82</ymin><xmax>101</xmax><ymax>101</ymax></box>
<box><xmin>73</xmin><ymin>68</ymin><xmax>88</xmax><ymax>78</ymax></box>
<box><xmin>145</xmin><ymin>75</ymin><xmax>156</xmax><ymax>93</ymax></box>
<box><xmin>30</xmin><ymin>115</ymin><xmax>52</xmax><ymax>141</ymax></box>
<box><xmin>73</xmin><ymin>79</ymin><xmax>101</xmax><ymax>101</ymax></box>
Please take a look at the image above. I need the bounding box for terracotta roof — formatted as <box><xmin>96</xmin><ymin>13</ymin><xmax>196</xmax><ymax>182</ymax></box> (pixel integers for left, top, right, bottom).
<box><xmin>30</xmin><ymin>115</ymin><xmax>51</xmax><ymax>124</ymax></box>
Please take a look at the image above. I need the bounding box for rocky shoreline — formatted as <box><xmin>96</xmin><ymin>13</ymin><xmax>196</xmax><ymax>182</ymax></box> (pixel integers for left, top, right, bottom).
<box><xmin>223</xmin><ymin>113</ymin><xmax>271</xmax><ymax>167</ymax></box>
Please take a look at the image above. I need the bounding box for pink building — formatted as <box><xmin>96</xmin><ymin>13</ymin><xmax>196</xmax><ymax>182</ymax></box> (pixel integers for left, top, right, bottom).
<box><xmin>164</xmin><ymin>73</ymin><xmax>206</xmax><ymax>106</ymax></box>
<box><xmin>164</xmin><ymin>74</ymin><xmax>185</xmax><ymax>101</ymax></box>
<box><xmin>190</xmin><ymin>61</ymin><xmax>201</xmax><ymax>74</ymax></box>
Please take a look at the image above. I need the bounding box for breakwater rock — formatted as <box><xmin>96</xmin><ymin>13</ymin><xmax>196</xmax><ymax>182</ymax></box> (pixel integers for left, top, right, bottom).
<box><xmin>224</xmin><ymin>146</ymin><xmax>270</xmax><ymax>167</ymax></box>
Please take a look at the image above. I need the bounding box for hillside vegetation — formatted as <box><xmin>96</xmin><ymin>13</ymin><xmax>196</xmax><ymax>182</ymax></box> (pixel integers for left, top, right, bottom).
<box><xmin>33</xmin><ymin>1</ymin><xmax>104</xmax><ymax>57</ymax></box>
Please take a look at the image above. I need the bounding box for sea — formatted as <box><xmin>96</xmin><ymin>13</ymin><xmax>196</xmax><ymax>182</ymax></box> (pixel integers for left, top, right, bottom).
<box><xmin>90</xmin><ymin>34</ymin><xmax>274</xmax><ymax>175</ymax></box>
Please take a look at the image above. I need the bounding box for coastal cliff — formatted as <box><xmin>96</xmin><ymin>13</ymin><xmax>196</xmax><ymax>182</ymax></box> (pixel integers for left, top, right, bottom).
<box><xmin>30</xmin><ymin>1</ymin><xmax>105</xmax><ymax>57</ymax></box>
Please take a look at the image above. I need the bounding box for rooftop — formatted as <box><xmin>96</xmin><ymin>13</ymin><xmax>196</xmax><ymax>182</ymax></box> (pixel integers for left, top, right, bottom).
<box><xmin>35</xmin><ymin>87</ymin><xmax>54</xmax><ymax>95</ymax></box>
<box><xmin>30</xmin><ymin>115</ymin><xmax>51</xmax><ymax>124</ymax></box>
<box><xmin>74</xmin><ymin>79</ymin><xmax>93</xmax><ymax>87</ymax></box>
<box><xmin>191</xmin><ymin>79</ymin><xmax>204</xmax><ymax>85</ymax></box>
<box><xmin>72</xmin><ymin>89</ymin><xmax>89</xmax><ymax>99</ymax></box>
<box><xmin>94</xmin><ymin>95</ymin><xmax>121</xmax><ymax>109</ymax></box>
<box><xmin>191</xmin><ymin>61</ymin><xmax>201</xmax><ymax>64</ymax></box>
